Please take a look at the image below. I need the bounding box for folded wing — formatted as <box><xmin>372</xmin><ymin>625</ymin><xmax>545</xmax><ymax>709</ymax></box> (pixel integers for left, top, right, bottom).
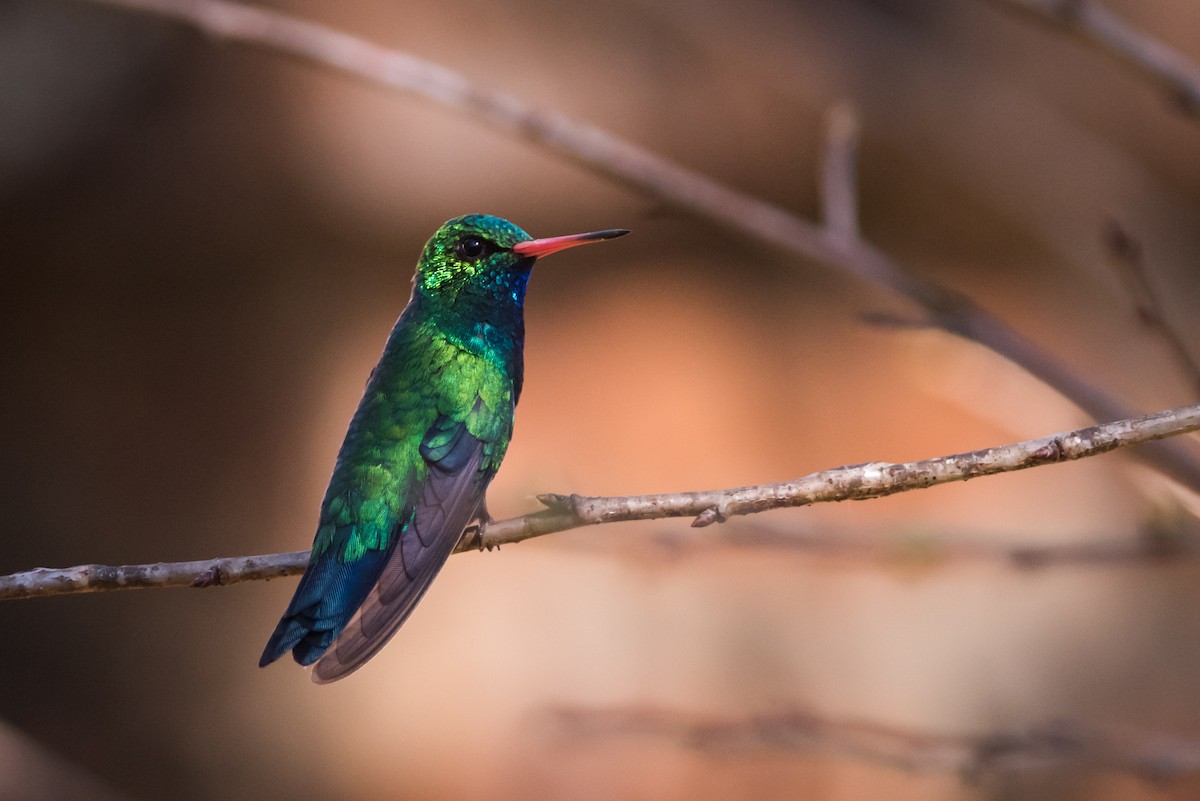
<box><xmin>310</xmin><ymin>413</ymin><xmax>490</xmax><ymax>683</ymax></box>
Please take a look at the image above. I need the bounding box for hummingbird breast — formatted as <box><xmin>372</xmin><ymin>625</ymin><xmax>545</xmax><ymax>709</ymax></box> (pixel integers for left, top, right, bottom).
<box><xmin>314</xmin><ymin>317</ymin><xmax>518</xmax><ymax>561</ymax></box>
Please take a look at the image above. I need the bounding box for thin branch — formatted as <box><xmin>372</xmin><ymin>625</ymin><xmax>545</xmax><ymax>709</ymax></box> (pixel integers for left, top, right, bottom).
<box><xmin>482</xmin><ymin>403</ymin><xmax>1200</xmax><ymax>541</ymax></box>
<box><xmin>820</xmin><ymin>102</ymin><xmax>861</xmax><ymax>244</ymax></box>
<box><xmin>1104</xmin><ymin>220</ymin><xmax>1200</xmax><ymax>398</ymax></box>
<box><xmin>3</xmin><ymin>403</ymin><xmax>1199</xmax><ymax>601</ymax></box>
<box><xmin>0</xmin><ymin>550</ymin><xmax>311</xmax><ymax>600</ymax></box>
<box><xmin>559</xmin><ymin>518</ymin><xmax>1200</xmax><ymax>572</ymax></box>
<box><xmin>989</xmin><ymin>0</ymin><xmax>1200</xmax><ymax>114</ymax></box>
<box><xmin>544</xmin><ymin>705</ymin><xmax>1200</xmax><ymax>781</ymax></box>
<box><xmin>74</xmin><ymin>0</ymin><xmax>1200</xmax><ymax>492</ymax></box>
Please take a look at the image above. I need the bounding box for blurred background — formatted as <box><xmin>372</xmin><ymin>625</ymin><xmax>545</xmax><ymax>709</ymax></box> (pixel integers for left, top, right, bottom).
<box><xmin>3</xmin><ymin>0</ymin><xmax>1200</xmax><ymax>799</ymax></box>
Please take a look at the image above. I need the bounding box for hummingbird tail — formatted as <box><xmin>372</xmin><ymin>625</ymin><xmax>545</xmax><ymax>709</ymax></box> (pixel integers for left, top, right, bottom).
<box><xmin>258</xmin><ymin>547</ymin><xmax>390</xmax><ymax>668</ymax></box>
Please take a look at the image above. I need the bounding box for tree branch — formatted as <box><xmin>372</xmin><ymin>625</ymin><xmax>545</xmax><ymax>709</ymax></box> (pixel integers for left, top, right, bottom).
<box><xmin>562</xmin><ymin>517</ymin><xmax>1200</xmax><ymax>571</ymax></box>
<box><xmin>1104</xmin><ymin>220</ymin><xmax>1200</xmax><ymax>399</ymax></box>
<box><xmin>72</xmin><ymin>0</ymin><xmax>1200</xmax><ymax>492</ymax></box>
<box><xmin>988</xmin><ymin>0</ymin><xmax>1200</xmax><ymax>115</ymax></box>
<box><xmin>820</xmin><ymin>102</ymin><xmax>861</xmax><ymax>245</ymax></box>
<box><xmin>3</xmin><ymin>403</ymin><xmax>1198</xmax><ymax>601</ymax></box>
<box><xmin>544</xmin><ymin>704</ymin><xmax>1200</xmax><ymax>781</ymax></box>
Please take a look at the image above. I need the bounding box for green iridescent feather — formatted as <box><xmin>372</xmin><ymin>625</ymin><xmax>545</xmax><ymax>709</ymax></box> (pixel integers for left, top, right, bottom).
<box><xmin>312</xmin><ymin>321</ymin><xmax>515</xmax><ymax>564</ymax></box>
<box><xmin>260</xmin><ymin>215</ymin><xmax>532</xmax><ymax>680</ymax></box>
<box><xmin>259</xmin><ymin>214</ymin><xmax>626</xmax><ymax>683</ymax></box>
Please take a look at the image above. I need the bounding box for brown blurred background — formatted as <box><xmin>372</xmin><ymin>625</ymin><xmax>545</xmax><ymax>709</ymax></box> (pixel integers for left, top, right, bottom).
<box><xmin>3</xmin><ymin>0</ymin><xmax>1200</xmax><ymax>799</ymax></box>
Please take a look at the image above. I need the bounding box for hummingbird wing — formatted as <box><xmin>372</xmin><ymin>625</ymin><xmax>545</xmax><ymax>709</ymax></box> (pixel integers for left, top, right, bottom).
<box><xmin>309</xmin><ymin>412</ymin><xmax>492</xmax><ymax>683</ymax></box>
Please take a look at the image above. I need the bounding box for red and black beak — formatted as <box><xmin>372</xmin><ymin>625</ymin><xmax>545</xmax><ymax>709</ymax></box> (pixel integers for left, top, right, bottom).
<box><xmin>512</xmin><ymin>228</ymin><xmax>629</xmax><ymax>259</ymax></box>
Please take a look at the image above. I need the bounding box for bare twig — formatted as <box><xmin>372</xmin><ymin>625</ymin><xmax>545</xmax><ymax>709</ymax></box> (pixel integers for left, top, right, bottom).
<box><xmin>562</xmin><ymin>518</ymin><xmax>1200</xmax><ymax>572</ymax></box>
<box><xmin>484</xmin><ymin>403</ymin><xmax>1200</xmax><ymax>541</ymax></box>
<box><xmin>989</xmin><ymin>0</ymin><xmax>1200</xmax><ymax>114</ymax></box>
<box><xmin>820</xmin><ymin>102</ymin><xmax>861</xmax><ymax>243</ymax></box>
<box><xmin>1104</xmin><ymin>220</ymin><xmax>1200</xmax><ymax>398</ymax></box>
<box><xmin>73</xmin><ymin>0</ymin><xmax>1200</xmax><ymax>491</ymax></box>
<box><xmin>544</xmin><ymin>705</ymin><xmax>1200</xmax><ymax>781</ymax></box>
<box><xmin>3</xmin><ymin>403</ymin><xmax>1199</xmax><ymax>601</ymax></box>
<box><xmin>0</xmin><ymin>551</ymin><xmax>311</xmax><ymax>600</ymax></box>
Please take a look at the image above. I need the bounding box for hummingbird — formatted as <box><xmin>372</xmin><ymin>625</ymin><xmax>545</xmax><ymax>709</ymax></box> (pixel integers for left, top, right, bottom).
<box><xmin>259</xmin><ymin>214</ymin><xmax>628</xmax><ymax>683</ymax></box>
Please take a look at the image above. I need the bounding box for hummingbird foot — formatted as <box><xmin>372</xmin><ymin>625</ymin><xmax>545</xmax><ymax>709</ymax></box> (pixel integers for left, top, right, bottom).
<box><xmin>458</xmin><ymin>519</ymin><xmax>495</xmax><ymax>552</ymax></box>
<box><xmin>457</xmin><ymin>499</ymin><xmax>497</xmax><ymax>552</ymax></box>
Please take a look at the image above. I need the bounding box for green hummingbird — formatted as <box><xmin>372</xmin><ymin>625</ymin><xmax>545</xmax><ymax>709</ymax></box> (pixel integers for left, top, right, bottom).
<box><xmin>259</xmin><ymin>214</ymin><xmax>628</xmax><ymax>683</ymax></box>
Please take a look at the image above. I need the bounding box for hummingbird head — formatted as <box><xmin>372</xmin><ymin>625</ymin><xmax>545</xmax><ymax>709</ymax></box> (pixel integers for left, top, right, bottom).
<box><xmin>416</xmin><ymin>214</ymin><xmax>533</xmax><ymax>303</ymax></box>
<box><xmin>414</xmin><ymin>214</ymin><xmax>628</xmax><ymax>326</ymax></box>
<box><xmin>412</xmin><ymin>213</ymin><xmax>628</xmax><ymax>393</ymax></box>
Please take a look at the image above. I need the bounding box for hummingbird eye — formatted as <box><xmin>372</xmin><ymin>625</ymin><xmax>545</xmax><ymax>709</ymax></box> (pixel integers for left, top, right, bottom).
<box><xmin>454</xmin><ymin>236</ymin><xmax>492</xmax><ymax>260</ymax></box>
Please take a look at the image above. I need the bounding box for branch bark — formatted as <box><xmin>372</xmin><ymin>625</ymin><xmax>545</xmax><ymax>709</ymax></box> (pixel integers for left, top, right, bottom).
<box><xmin>545</xmin><ymin>705</ymin><xmax>1200</xmax><ymax>781</ymax></box>
<box><xmin>73</xmin><ymin>0</ymin><xmax>1200</xmax><ymax>492</ymax></box>
<box><xmin>4</xmin><ymin>403</ymin><xmax>1198</xmax><ymax>601</ymax></box>
<box><xmin>988</xmin><ymin>0</ymin><xmax>1200</xmax><ymax>115</ymax></box>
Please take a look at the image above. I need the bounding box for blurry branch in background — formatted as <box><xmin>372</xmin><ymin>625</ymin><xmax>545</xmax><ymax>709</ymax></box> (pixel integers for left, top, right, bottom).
<box><xmin>1104</xmin><ymin>220</ymin><xmax>1200</xmax><ymax>399</ymax></box>
<box><xmin>820</xmin><ymin>103</ymin><xmax>861</xmax><ymax>245</ymax></box>
<box><xmin>4</xmin><ymin>403</ymin><xmax>1200</xmax><ymax>601</ymax></box>
<box><xmin>544</xmin><ymin>705</ymin><xmax>1200</xmax><ymax>782</ymax></box>
<box><xmin>76</xmin><ymin>0</ymin><xmax>1200</xmax><ymax>492</ymax></box>
<box><xmin>987</xmin><ymin>0</ymin><xmax>1200</xmax><ymax>115</ymax></box>
<box><xmin>564</xmin><ymin>513</ymin><xmax>1200</xmax><ymax>572</ymax></box>
<box><xmin>0</xmin><ymin>721</ymin><xmax>133</xmax><ymax>801</ymax></box>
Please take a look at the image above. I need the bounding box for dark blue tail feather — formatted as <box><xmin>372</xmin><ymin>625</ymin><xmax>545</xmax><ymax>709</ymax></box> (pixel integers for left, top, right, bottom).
<box><xmin>259</xmin><ymin>547</ymin><xmax>390</xmax><ymax>668</ymax></box>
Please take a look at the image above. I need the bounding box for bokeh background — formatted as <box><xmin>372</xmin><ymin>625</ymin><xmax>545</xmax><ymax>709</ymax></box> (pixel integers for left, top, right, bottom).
<box><xmin>3</xmin><ymin>0</ymin><xmax>1200</xmax><ymax>799</ymax></box>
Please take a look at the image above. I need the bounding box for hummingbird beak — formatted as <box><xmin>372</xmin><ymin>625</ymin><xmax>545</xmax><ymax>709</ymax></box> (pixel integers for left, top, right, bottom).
<box><xmin>512</xmin><ymin>228</ymin><xmax>630</xmax><ymax>258</ymax></box>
